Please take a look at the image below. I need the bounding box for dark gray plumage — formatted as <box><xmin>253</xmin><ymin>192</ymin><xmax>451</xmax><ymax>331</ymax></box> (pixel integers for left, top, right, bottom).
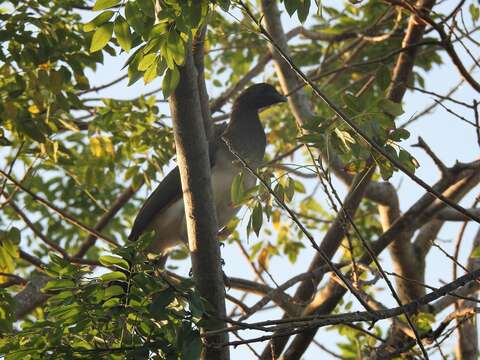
<box><xmin>128</xmin><ymin>83</ymin><xmax>286</xmax><ymax>253</ymax></box>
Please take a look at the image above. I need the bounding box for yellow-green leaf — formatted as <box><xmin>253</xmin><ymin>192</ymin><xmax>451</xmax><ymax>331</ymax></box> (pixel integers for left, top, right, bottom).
<box><xmin>93</xmin><ymin>0</ymin><xmax>120</xmax><ymax>11</ymax></box>
<box><xmin>143</xmin><ymin>61</ymin><xmax>158</xmax><ymax>84</ymax></box>
<box><xmin>113</xmin><ymin>16</ymin><xmax>132</xmax><ymax>52</ymax></box>
<box><xmin>138</xmin><ymin>53</ymin><xmax>156</xmax><ymax>71</ymax></box>
<box><xmin>231</xmin><ymin>172</ymin><xmax>244</xmax><ymax>205</ymax></box>
<box><xmin>100</xmin><ymin>271</ymin><xmax>127</xmax><ymax>282</ymax></box>
<box><xmin>90</xmin><ymin>22</ymin><xmax>114</xmax><ymax>53</ymax></box>
<box><xmin>43</xmin><ymin>280</ymin><xmax>76</xmax><ymax>291</ymax></box>
<box><xmin>99</xmin><ymin>255</ymin><xmax>129</xmax><ymax>270</ymax></box>
<box><xmin>84</xmin><ymin>11</ymin><xmax>114</xmax><ymax>32</ymax></box>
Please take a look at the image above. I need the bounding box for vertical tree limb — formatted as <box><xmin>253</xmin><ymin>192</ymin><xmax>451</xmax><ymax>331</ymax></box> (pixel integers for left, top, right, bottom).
<box><xmin>193</xmin><ymin>25</ymin><xmax>214</xmax><ymax>141</ymax></box>
<box><xmin>387</xmin><ymin>0</ymin><xmax>436</xmax><ymax>103</ymax></box>
<box><xmin>168</xmin><ymin>44</ymin><xmax>229</xmax><ymax>360</ymax></box>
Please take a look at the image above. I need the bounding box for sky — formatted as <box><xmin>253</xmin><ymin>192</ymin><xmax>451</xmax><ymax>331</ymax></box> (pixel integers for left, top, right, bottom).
<box><xmin>78</xmin><ymin>1</ymin><xmax>480</xmax><ymax>358</ymax></box>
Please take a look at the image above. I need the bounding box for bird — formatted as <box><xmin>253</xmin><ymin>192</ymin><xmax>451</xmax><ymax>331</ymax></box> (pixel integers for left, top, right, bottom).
<box><xmin>128</xmin><ymin>83</ymin><xmax>287</xmax><ymax>256</ymax></box>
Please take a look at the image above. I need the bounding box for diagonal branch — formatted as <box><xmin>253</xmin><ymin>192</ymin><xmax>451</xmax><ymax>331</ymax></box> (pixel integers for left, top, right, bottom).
<box><xmin>0</xmin><ymin>169</ymin><xmax>118</xmax><ymax>247</ymax></box>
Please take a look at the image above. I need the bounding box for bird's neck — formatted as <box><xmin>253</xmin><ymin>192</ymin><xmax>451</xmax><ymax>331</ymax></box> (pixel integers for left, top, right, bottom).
<box><xmin>228</xmin><ymin>105</ymin><xmax>262</xmax><ymax>134</ymax></box>
<box><xmin>224</xmin><ymin>106</ymin><xmax>266</xmax><ymax>164</ymax></box>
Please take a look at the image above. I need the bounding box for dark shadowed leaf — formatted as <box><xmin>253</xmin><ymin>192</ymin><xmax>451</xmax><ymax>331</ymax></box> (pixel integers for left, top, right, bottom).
<box><xmin>162</xmin><ymin>66</ymin><xmax>180</xmax><ymax>98</ymax></box>
<box><xmin>297</xmin><ymin>0</ymin><xmax>311</xmax><ymax>23</ymax></box>
<box><xmin>252</xmin><ymin>202</ymin><xmax>263</xmax><ymax>236</ymax></box>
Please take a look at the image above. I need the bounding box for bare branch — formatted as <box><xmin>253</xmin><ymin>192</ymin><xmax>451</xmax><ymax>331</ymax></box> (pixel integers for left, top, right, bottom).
<box><xmin>413</xmin><ymin>137</ymin><xmax>448</xmax><ymax>174</ymax></box>
<box><xmin>75</xmin><ymin>184</ymin><xmax>142</xmax><ymax>258</ymax></box>
<box><xmin>77</xmin><ymin>74</ymin><xmax>128</xmax><ymax>96</ymax></box>
<box><xmin>0</xmin><ymin>169</ymin><xmax>118</xmax><ymax>247</ymax></box>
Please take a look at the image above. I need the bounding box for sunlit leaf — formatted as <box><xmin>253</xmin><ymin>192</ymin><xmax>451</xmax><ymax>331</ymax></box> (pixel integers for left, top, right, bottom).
<box><xmin>114</xmin><ymin>16</ymin><xmax>132</xmax><ymax>52</ymax></box>
<box><xmin>93</xmin><ymin>0</ymin><xmax>120</xmax><ymax>11</ymax></box>
<box><xmin>84</xmin><ymin>11</ymin><xmax>114</xmax><ymax>32</ymax></box>
<box><xmin>90</xmin><ymin>22</ymin><xmax>114</xmax><ymax>52</ymax></box>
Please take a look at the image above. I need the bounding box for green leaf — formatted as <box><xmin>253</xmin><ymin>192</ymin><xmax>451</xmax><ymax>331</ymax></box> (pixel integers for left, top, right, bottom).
<box><xmin>8</xmin><ymin>227</ymin><xmax>21</xmax><ymax>245</ymax></box>
<box><xmin>284</xmin><ymin>0</ymin><xmax>297</xmax><ymax>16</ymax></box>
<box><xmin>297</xmin><ymin>0</ymin><xmax>311</xmax><ymax>23</ymax></box>
<box><xmin>127</xmin><ymin>49</ymin><xmax>144</xmax><ymax>86</ymax></box>
<box><xmin>138</xmin><ymin>53</ymin><xmax>157</xmax><ymax>71</ymax></box>
<box><xmin>90</xmin><ymin>22</ymin><xmax>114</xmax><ymax>53</ymax></box>
<box><xmin>231</xmin><ymin>172</ymin><xmax>244</xmax><ymax>205</ymax></box>
<box><xmin>377</xmin><ymin>158</ymin><xmax>394</xmax><ymax>180</ymax></box>
<box><xmin>413</xmin><ymin>312</ymin><xmax>435</xmax><ymax>333</ymax></box>
<box><xmin>297</xmin><ymin>133</ymin><xmax>322</xmax><ymax>144</ymax></box>
<box><xmin>470</xmin><ymin>4</ymin><xmax>479</xmax><ymax>22</ymax></box>
<box><xmin>252</xmin><ymin>203</ymin><xmax>263</xmax><ymax>237</ymax></box>
<box><xmin>376</xmin><ymin>65</ymin><xmax>391</xmax><ymax>91</ymax></box>
<box><xmin>84</xmin><ymin>11</ymin><xmax>114</xmax><ymax>32</ymax></box>
<box><xmin>143</xmin><ymin>61</ymin><xmax>158</xmax><ymax>84</ymax></box>
<box><xmin>182</xmin><ymin>330</ymin><xmax>201</xmax><ymax>360</ymax></box>
<box><xmin>113</xmin><ymin>16</ymin><xmax>132</xmax><ymax>52</ymax></box>
<box><xmin>216</xmin><ymin>0</ymin><xmax>231</xmax><ymax>11</ymax></box>
<box><xmin>377</xmin><ymin>98</ymin><xmax>404</xmax><ymax>117</ymax></box>
<box><xmin>48</xmin><ymin>304</ymin><xmax>81</xmax><ymax>321</ymax></box>
<box><xmin>16</xmin><ymin>117</ymin><xmax>46</xmax><ymax>143</ymax></box>
<box><xmin>342</xmin><ymin>93</ymin><xmax>364</xmax><ymax>113</ymax></box>
<box><xmin>93</xmin><ymin>0</ymin><xmax>120</xmax><ymax>11</ymax></box>
<box><xmin>125</xmin><ymin>1</ymin><xmax>149</xmax><ymax>37</ymax></box>
<box><xmin>100</xmin><ymin>271</ymin><xmax>127</xmax><ymax>282</ymax></box>
<box><xmin>162</xmin><ymin>66</ymin><xmax>180</xmax><ymax>98</ymax></box>
<box><xmin>274</xmin><ymin>183</ymin><xmax>285</xmax><ymax>202</ymax></box>
<box><xmin>163</xmin><ymin>31</ymin><xmax>185</xmax><ymax>68</ymax></box>
<box><xmin>148</xmin><ymin>24</ymin><xmax>169</xmax><ymax>39</ymax></box>
<box><xmin>285</xmin><ymin>177</ymin><xmax>295</xmax><ymax>202</ymax></box>
<box><xmin>390</xmin><ymin>128</ymin><xmax>410</xmax><ymax>141</ymax></box>
<box><xmin>188</xmin><ymin>292</ymin><xmax>205</xmax><ymax>318</ymax></box>
<box><xmin>104</xmin><ymin>285</ymin><xmax>124</xmax><ymax>299</ymax></box>
<box><xmin>137</xmin><ymin>0</ymin><xmax>155</xmax><ymax>16</ymax></box>
<box><xmin>103</xmin><ymin>297</ymin><xmax>120</xmax><ymax>307</ymax></box>
<box><xmin>99</xmin><ymin>255</ymin><xmax>130</xmax><ymax>270</ymax></box>
<box><xmin>399</xmin><ymin>149</ymin><xmax>418</xmax><ymax>173</ymax></box>
<box><xmin>43</xmin><ymin>280</ymin><xmax>76</xmax><ymax>291</ymax></box>
<box><xmin>293</xmin><ymin>180</ymin><xmax>306</xmax><ymax>193</ymax></box>
<box><xmin>149</xmin><ymin>289</ymin><xmax>175</xmax><ymax>318</ymax></box>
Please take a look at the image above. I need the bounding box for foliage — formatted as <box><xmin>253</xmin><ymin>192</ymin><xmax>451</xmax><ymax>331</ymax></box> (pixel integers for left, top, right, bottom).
<box><xmin>0</xmin><ymin>243</ymin><xmax>206</xmax><ymax>360</ymax></box>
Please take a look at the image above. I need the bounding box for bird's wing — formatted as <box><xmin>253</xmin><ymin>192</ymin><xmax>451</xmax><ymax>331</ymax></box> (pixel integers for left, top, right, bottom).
<box><xmin>128</xmin><ymin>123</ymin><xmax>228</xmax><ymax>241</ymax></box>
<box><xmin>128</xmin><ymin>166</ymin><xmax>182</xmax><ymax>241</ymax></box>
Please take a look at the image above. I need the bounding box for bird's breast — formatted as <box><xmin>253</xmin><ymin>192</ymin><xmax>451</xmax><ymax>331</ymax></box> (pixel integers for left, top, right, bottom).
<box><xmin>150</xmin><ymin>198</ymin><xmax>186</xmax><ymax>253</ymax></box>
<box><xmin>149</xmin><ymin>156</ymin><xmax>257</xmax><ymax>253</ymax></box>
<box><xmin>211</xmin><ymin>157</ymin><xmax>256</xmax><ymax>228</ymax></box>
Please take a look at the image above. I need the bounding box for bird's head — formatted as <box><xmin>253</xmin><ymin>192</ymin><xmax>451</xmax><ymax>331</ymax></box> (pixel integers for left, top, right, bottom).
<box><xmin>234</xmin><ymin>83</ymin><xmax>287</xmax><ymax>110</ymax></box>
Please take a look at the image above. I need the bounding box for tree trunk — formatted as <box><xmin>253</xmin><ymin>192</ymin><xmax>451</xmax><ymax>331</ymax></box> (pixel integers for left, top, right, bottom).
<box><xmin>169</xmin><ymin>44</ymin><xmax>229</xmax><ymax>360</ymax></box>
